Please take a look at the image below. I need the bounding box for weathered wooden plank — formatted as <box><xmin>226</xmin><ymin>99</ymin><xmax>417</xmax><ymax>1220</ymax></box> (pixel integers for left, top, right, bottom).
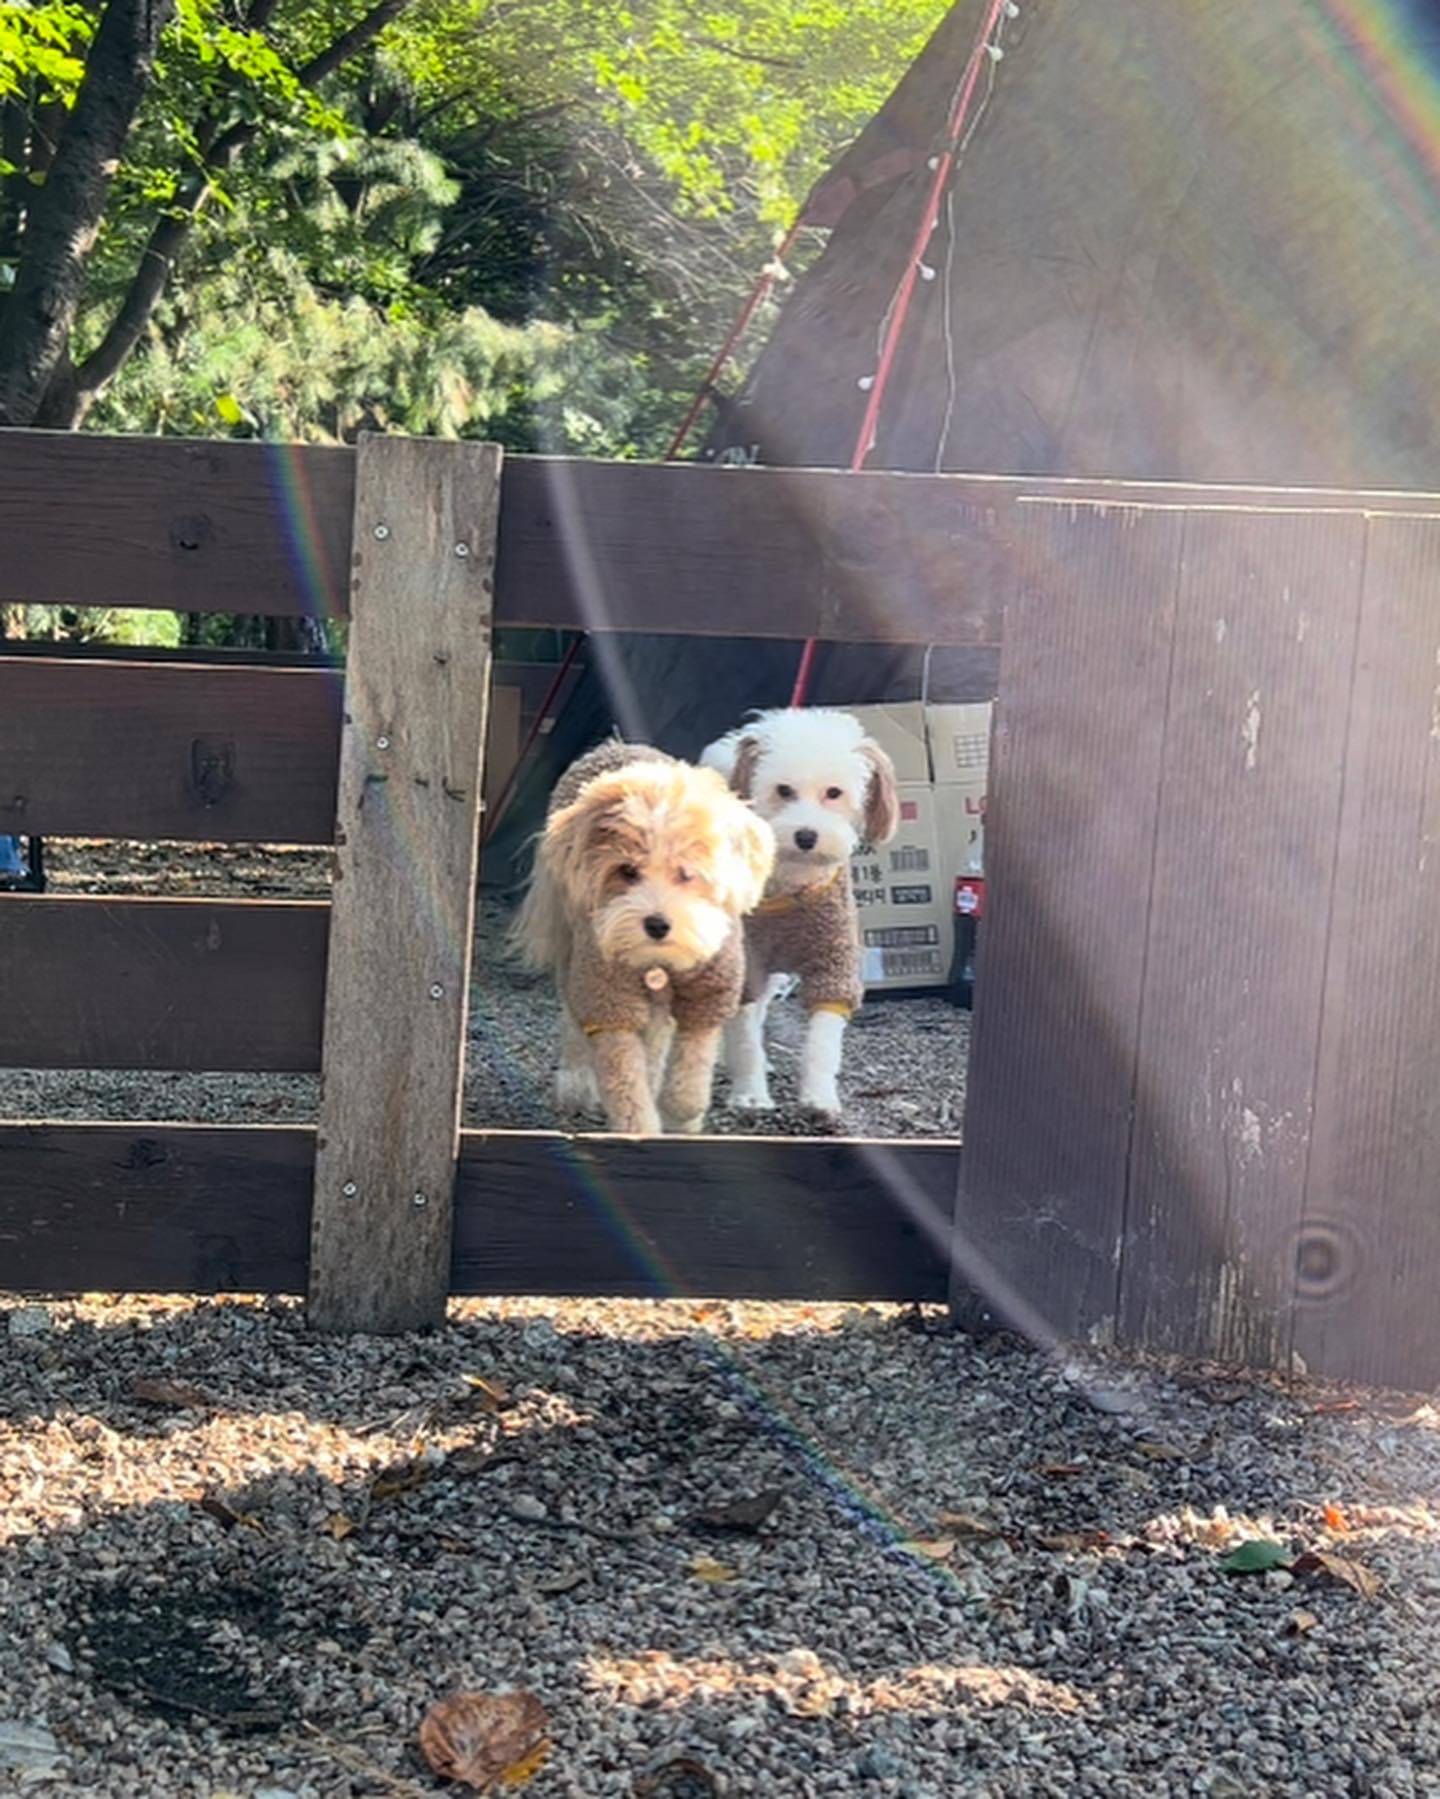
<box><xmin>5</xmin><ymin>429</ymin><xmax>1440</xmax><ymax>639</ymax></box>
<box><xmin>0</xmin><ymin>430</ymin><xmax>354</xmax><ymax>618</ymax></box>
<box><xmin>1294</xmin><ymin>516</ymin><xmax>1440</xmax><ymax>1388</ymax></box>
<box><xmin>0</xmin><ymin>1123</ymin><xmax>952</xmax><ymax>1301</ymax></box>
<box><xmin>1120</xmin><ymin>510</ymin><xmax>1365</xmax><ymax>1366</ymax></box>
<box><xmin>494</xmin><ymin>457</ymin><xmax>1014</xmax><ymax>643</ymax></box>
<box><xmin>0</xmin><ymin>895</ymin><xmax>327</xmax><ymax>1071</ymax></box>
<box><xmin>309</xmin><ymin>436</ymin><xmax>501</xmax><ymax>1334</ymax></box>
<box><xmin>0</xmin><ymin>656</ymin><xmax>343</xmax><ymax>844</ymax></box>
<box><xmin>454</xmin><ymin>1133</ymin><xmax>955</xmax><ymax>1300</ymax></box>
<box><xmin>0</xmin><ymin>1122</ymin><xmax>313</xmax><ymax>1292</ymax></box>
<box><xmin>952</xmin><ymin>501</ymin><xmax>1183</xmax><ymax>1344</ymax></box>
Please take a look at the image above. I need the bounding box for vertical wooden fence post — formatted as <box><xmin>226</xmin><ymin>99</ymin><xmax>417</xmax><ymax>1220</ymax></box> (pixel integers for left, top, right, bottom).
<box><xmin>309</xmin><ymin>434</ymin><xmax>502</xmax><ymax>1333</ymax></box>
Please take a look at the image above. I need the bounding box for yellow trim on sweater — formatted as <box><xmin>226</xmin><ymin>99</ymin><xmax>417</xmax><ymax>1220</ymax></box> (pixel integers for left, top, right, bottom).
<box><xmin>810</xmin><ymin>1001</ymin><xmax>853</xmax><ymax>1019</ymax></box>
<box><xmin>751</xmin><ymin>864</ymin><xmax>845</xmax><ymax>917</ymax></box>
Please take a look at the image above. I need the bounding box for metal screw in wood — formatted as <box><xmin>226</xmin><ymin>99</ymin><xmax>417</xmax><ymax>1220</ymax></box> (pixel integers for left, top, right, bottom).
<box><xmin>373</xmin><ymin>523</ymin><xmax>390</xmax><ymax>540</ymax></box>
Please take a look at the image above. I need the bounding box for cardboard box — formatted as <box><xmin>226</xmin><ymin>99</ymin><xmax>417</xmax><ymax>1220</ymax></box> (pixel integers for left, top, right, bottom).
<box><xmin>851</xmin><ymin>783</ymin><xmax>953</xmax><ymax>990</ymax></box>
<box><xmin>483</xmin><ymin>683</ymin><xmax>523</xmax><ymax>817</ymax></box>
<box><xmin>927</xmin><ymin>703</ymin><xmax>992</xmax><ymax>787</ymax></box>
<box><xmin>847</xmin><ymin>700</ymin><xmax>992</xmax><ymax>991</ymax></box>
<box><xmin>845</xmin><ymin>702</ymin><xmax>930</xmax><ymax>783</ymax></box>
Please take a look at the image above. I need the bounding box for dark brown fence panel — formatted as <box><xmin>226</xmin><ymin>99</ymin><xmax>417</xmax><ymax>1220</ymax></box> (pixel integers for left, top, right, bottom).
<box><xmin>496</xmin><ymin>459</ymin><xmax>1013</xmax><ymax>643</ymax></box>
<box><xmin>1119</xmin><ymin>510</ymin><xmax>1366</xmax><ymax>1366</ymax></box>
<box><xmin>0</xmin><ymin>1123</ymin><xmax>953</xmax><ymax>1302</ymax></box>
<box><xmin>952</xmin><ymin>501</ymin><xmax>1183</xmax><ymax>1343</ymax></box>
<box><xmin>0</xmin><ymin>433</ymin><xmax>1016</xmax><ymax>643</ymax></box>
<box><xmin>454</xmin><ymin>1134</ymin><xmax>954</xmax><ymax>1301</ymax></box>
<box><xmin>0</xmin><ymin>656</ymin><xmax>342</xmax><ymax>844</ymax></box>
<box><xmin>1296</xmin><ymin>514</ymin><xmax>1440</xmax><ymax>1388</ymax></box>
<box><xmin>0</xmin><ymin>431</ymin><xmax>354</xmax><ymax>617</ymax></box>
<box><xmin>0</xmin><ymin>896</ymin><xmax>327</xmax><ymax>1071</ymax></box>
<box><xmin>0</xmin><ymin>1122</ymin><xmax>313</xmax><ymax>1292</ymax></box>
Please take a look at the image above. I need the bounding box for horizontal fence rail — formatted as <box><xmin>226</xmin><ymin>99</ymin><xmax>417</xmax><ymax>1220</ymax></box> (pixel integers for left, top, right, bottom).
<box><xmin>0</xmin><ymin>896</ymin><xmax>327</xmax><ymax>1072</ymax></box>
<box><xmin>0</xmin><ymin>657</ymin><xmax>343</xmax><ymax>844</ymax></box>
<box><xmin>0</xmin><ymin>1123</ymin><xmax>956</xmax><ymax>1304</ymax></box>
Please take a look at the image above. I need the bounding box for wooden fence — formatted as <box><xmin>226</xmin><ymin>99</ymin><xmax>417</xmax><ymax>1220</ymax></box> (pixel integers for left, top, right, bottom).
<box><xmin>4</xmin><ymin>430</ymin><xmax>1440</xmax><ymax>1386</ymax></box>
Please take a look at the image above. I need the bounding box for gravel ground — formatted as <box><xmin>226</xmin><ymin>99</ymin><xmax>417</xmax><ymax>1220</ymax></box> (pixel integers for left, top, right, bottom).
<box><xmin>3</xmin><ymin>1295</ymin><xmax>1440</xmax><ymax>1797</ymax></box>
<box><xmin>8</xmin><ymin>841</ymin><xmax>969</xmax><ymax>1137</ymax></box>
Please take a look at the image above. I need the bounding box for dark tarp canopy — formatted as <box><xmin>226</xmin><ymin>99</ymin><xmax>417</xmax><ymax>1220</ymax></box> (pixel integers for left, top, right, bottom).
<box><xmin>708</xmin><ymin>0</ymin><xmax>1440</xmax><ymax>485</ymax></box>
<box><xmin>488</xmin><ymin>0</ymin><xmax>1440</xmax><ymax>881</ymax></box>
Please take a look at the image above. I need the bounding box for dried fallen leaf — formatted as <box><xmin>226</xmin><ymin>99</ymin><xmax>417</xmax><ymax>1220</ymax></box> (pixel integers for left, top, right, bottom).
<box><xmin>532</xmin><ymin>1569</ymin><xmax>586</xmax><ymax>1597</ymax></box>
<box><xmin>419</xmin><ymin>1691</ymin><xmax>550</xmax><ymax>1793</ymax></box>
<box><xmin>1322</xmin><ymin>1501</ymin><xmax>1350</xmax><ymax>1533</ymax></box>
<box><xmin>1036</xmin><ymin>1529</ymin><xmax>1113</xmax><ymax>1553</ymax></box>
<box><xmin>323</xmin><ymin>1513</ymin><xmax>358</xmax><ymax>1541</ymax></box>
<box><xmin>461</xmin><ymin>1374</ymin><xmax>516</xmax><ymax>1413</ymax></box>
<box><xmin>369</xmin><ymin>1460</ymin><xmax>429</xmax><ymax>1504</ymax></box>
<box><xmin>1292</xmin><ymin>1550</ymin><xmax>1381</xmax><ymax>1600</ymax></box>
<box><xmin>635</xmin><ymin>1755</ymin><xmax>722</xmax><ymax>1796</ymax></box>
<box><xmin>1221</xmin><ymin>1539</ymin><xmax>1292</xmax><ymax>1575</ymax></box>
<box><xmin>935</xmin><ymin>1510</ymin><xmax>1001</xmax><ymax>1540</ymax></box>
<box><xmin>130</xmin><ymin>1376</ymin><xmax>209</xmax><ymax>1410</ymax></box>
<box><xmin>197</xmin><ymin>1494</ymin><xmax>265</xmax><ymax>1534</ymax></box>
<box><xmin>689</xmin><ymin>1555</ymin><xmax>737</xmax><ymax>1584</ymax></box>
<box><xmin>1286</xmin><ymin>1608</ymin><xmax>1320</xmax><ymax>1636</ymax></box>
<box><xmin>1135</xmin><ymin>1441</ymin><xmax>1186</xmax><ymax>1462</ymax></box>
<box><xmin>899</xmin><ymin>1537</ymin><xmax>956</xmax><ymax>1562</ymax></box>
<box><xmin>691</xmin><ymin>1490</ymin><xmax>782</xmax><ymax>1536</ymax></box>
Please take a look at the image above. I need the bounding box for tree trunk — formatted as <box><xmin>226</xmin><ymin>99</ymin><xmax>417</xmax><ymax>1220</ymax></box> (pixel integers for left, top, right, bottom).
<box><xmin>0</xmin><ymin>0</ymin><xmax>174</xmax><ymax>427</ymax></box>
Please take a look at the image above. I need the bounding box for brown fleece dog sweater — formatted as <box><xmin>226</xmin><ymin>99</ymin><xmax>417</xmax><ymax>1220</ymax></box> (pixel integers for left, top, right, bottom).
<box><xmin>741</xmin><ymin>865</ymin><xmax>864</xmax><ymax>1016</ymax></box>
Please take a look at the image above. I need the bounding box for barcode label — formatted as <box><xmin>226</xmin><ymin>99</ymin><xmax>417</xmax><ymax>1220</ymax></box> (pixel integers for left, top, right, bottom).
<box><xmin>864</xmin><ymin>924</ymin><xmax>939</xmax><ymax>949</ymax></box>
<box><xmin>889</xmin><ymin>845</ymin><xmax>930</xmax><ymax>873</ymax></box>
<box><xmin>878</xmin><ymin>949</ymin><xmax>944</xmax><ymax>979</ymax></box>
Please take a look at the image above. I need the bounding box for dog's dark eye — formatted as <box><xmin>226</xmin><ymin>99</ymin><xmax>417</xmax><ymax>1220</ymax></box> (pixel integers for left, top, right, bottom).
<box><xmin>776</xmin><ymin>783</ymin><xmax>796</xmax><ymax>801</ymax></box>
<box><xmin>675</xmin><ymin>867</ymin><xmax>693</xmax><ymax>885</ymax></box>
<box><xmin>825</xmin><ymin>786</ymin><xmax>844</xmax><ymax>801</ymax></box>
<box><xmin>617</xmin><ymin>863</ymin><xmax>642</xmax><ymax>884</ymax></box>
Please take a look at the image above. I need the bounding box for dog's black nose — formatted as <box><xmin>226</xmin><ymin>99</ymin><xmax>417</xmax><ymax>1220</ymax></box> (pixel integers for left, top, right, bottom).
<box><xmin>643</xmin><ymin>914</ymin><xmax>671</xmax><ymax>941</ymax></box>
<box><xmin>794</xmin><ymin>828</ymin><xmax>818</xmax><ymax>852</ymax></box>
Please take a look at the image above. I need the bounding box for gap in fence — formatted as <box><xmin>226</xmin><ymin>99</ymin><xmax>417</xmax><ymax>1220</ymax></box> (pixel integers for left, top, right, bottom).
<box><xmin>6</xmin><ymin>832</ymin><xmax>971</xmax><ymax>1149</ymax></box>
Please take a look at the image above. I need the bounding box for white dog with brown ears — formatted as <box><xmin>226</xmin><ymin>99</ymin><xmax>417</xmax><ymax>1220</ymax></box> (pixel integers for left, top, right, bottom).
<box><xmin>701</xmin><ymin>708</ymin><xmax>899</xmax><ymax>1120</ymax></box>
<box><xmin>512</xmin><ymin>739</ymin><xmax>775</xmax><ymax>1135</ymax></box>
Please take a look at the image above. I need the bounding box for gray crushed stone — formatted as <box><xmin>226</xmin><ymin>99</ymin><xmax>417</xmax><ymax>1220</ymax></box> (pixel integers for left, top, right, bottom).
<box><xmin>1</xmin><ymin>1295</ymin><xmax>1438</xmax><ymax>1796</ymax></box>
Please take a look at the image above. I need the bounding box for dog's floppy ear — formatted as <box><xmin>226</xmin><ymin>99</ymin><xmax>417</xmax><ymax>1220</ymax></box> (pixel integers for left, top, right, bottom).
<box><xmin>859</xmin><ymin>738</ymin><xmax>900</xmax><ymax>845</ymax></box>
<box><xmin>729</xmin><ymin>732</ymin><xmax>762</xmax><ymax>800</ymax></box>
<box><xmin>543</xmin><ymin>775</ymin><xmax>626</xmax><ymax>906</ymax></box>
<box><xmin>718</xmin><ymin>795</ymin><xmax>775</xmax><ymax>914</ymax></box>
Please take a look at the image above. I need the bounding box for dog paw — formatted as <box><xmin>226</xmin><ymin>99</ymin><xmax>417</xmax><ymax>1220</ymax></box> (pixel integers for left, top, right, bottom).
<box><xmin>798</xmin><ymin>1083</ymin><xmax>842</xmax><ymax>1122</ymax></box>
<box><xmin>729</xmin><ymin>1086</ymin><xmax>775</xmax><ymax>1112</ymax></box>
<box><xmin>555</xmin><ymin>1069</ymin><xmax>602</xmax><ymax>1117</ymax></box>
<box><xmin>664</xmin><ymin>1112</ymin><xmax>707</xmax><ymax>1135</ymax></box>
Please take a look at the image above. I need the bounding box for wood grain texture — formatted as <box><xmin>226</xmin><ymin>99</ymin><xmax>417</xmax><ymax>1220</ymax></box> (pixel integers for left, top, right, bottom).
<box><xmin>0</xmin><ymin>655</ymin><xmax>343</xmax><ymax>843</ymax></box>
<box><xmin>453</xmin><ymin>1133</ymin><xmax>955</xmax><ymax>1299</ymax></box>
<box><xmin>952</xmin><ymin>501</ymin><xmax>1183</xmax><ymax>1343</ymax></box>
<box><xmin>308</xmin><ymin>435</ymin><xmax>501</xmax><ymax>1334</ymax></box>
<box><xmin>4</xmin><ymin>427</ymin><xmax>1440</xmax><ymax>639</ymax></box>
<box><xmin>0</xmin><ymin>1124</ymin><xmax>953</xmax><ymax>1302</ymax></box>
<box><xmin>0</xmin><ymin>894</ymin><xmax>327</xmax><ymax>1071</ymax></box>
<box><xmin>1120</xmin><ymin>510</ymin><xmax>1365</xmax><ymax>1366</ymax></box>
<box><xmin>0</xmin><ymin>1122</ymin><xmax>313</xmax><ymax>1292</ymax></box>
<box><xmin>0</xmin><ymin>429</ymin><xmax>354</xmax><ymax>616</ymax></box>
<box><xmin>1295</xmin><ymin>516</ymin><xmax>1440</xmax><ymax>1388</ymax></box>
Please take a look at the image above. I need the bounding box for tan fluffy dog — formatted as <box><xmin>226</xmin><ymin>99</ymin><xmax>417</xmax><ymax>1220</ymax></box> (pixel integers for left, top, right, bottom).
<box><xmin>512</xmin><ymin>740</ymin><xmax>774</xmax><ymax>1134</ymax></box>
